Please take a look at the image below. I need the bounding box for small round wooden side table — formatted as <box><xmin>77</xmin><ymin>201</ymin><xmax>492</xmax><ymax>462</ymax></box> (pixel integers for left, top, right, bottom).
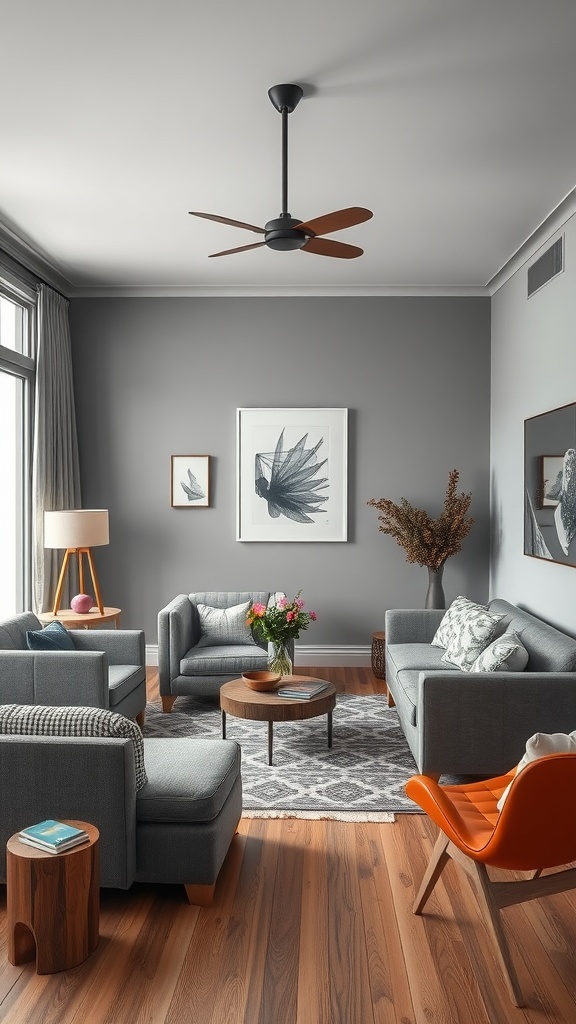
<box><xmin>7</xmin><ymin>820</ymin><xmax>100</xmax><ymax>974</ymax></box>
<box><xmin>37</xmin><ymin>607</ymin><xmax>121</xmax><ymax>629</ymax></box>
<box><xmin>371</xmin><ymin>631</ymin><xmax>386</xmax><ymax>679</ymax></box>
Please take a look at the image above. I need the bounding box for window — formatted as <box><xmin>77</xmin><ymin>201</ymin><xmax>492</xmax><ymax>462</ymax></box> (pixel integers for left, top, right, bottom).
<box><xmin>0</xmin><ymin>273</ymin><xmax>36</xmax><ymax>618</ymax></box>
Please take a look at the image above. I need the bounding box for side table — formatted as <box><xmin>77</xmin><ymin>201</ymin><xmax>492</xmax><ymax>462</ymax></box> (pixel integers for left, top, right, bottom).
<box><xmin>371</xmin><ymin>630</ymin><xmax>386</xmax><ymax>679</ymax></box>
<box><xmin>7</xmin><ymin>820</ymin><xmax>100</xmax><ymax>974</ymax></box>
<box><xmin>38</xmin><ymin>607</ymin><xmax>121</xmax><ymax>629</ymax></box>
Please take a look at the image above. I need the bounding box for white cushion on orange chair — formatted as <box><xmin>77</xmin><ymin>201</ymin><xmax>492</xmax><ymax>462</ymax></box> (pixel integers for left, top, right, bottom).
<box><xmin>497</xmin><ymin>731</ymin><xmax>576</xmax><ymax>811</ymax></box>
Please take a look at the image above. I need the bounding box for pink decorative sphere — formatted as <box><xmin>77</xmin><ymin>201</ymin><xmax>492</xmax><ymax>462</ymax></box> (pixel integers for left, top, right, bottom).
<box><xmin>71</xmin><ymin>594</ymin><xmax>93</xmax><ymax>614</ymax></box>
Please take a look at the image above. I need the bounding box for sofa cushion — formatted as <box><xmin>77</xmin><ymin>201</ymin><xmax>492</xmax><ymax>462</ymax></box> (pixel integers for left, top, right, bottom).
<box><xmin>26</xmin><ymin>620</ymin><xmax>76</xmax><ymax>651</ymax></box>
<box><xmin>195</xmin><ymin>601</ymin><xmax>257</xmax><ymax>648</ymax></box>
<box><xmin>180</xmin><ymin>644</ymin><xmax>267</xmax><ymax>677</ymax></box>
<box><xmin>108</xmin><ymin>664</ymin><xmax>146</xmax><ymax>705</ymax></box>
<box><xmin>432</xmin><ymin>596</ymin><xmax>502</xmax><ymax>652</ymax></box>
<box><xmin>0</xmin><ymin>612</ymin><xmax>41</xmax><ymax>651</ymax></box>
<box><xmin>497</xmin><ymin>731</ymin><xmax>576</xmax><ymax>810</ymax></box>
<box><xmin>487</xmin><ymin>599</ymin><xmax>576</xmax><ymax>672</ymax></box>
<box><xmin>386</xmin><ymin>643</ymin><xmax>448</xmax><ymax>675</ymax></box>
<box><xmin>0</xmin><ymin>703</ymin><xmax>147</xmax><ymax>790</ymax></box>
<box><xmin>440</xmin><ymin>603</ymin><xmax>504</xmax><ymax>671</ymax></box>
<box><xmin>471</xmin><ymin>631</ymin><xmax>529</xmax><ymax>673</ymax></box>
<box><xmin>393</xmin><ymin>671</ymin><xmax>420</xmax><ymax>727</ymax></box>
<box><xmin>137</xmin><ymin>737</ymin><xmax>241</xmax><ymax>823</ymax></box>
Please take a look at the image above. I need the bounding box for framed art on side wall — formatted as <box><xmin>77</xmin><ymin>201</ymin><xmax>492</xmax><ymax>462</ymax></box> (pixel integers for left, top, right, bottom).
<box><xmin>524</xmin><ymin>402</ymin><xmax>576</xmax><ymax>565</ymax></box>
<box><xmin>237</xmin><ymin>407</ymin><xmax>348</xmax><ymax>542</ymax></box>
<box><xmin>171</xmin><ymin>455</ymin><xmax>210</xmax><ymax>508</ymax></box>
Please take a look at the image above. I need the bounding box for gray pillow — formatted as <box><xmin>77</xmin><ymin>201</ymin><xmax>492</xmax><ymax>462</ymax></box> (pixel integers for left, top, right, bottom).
<box><xmin>195</xmin><ymin>601</ymin><xmax>257</xmax><ymax>648</ymax></box>
<box><xmin>471</xmin><ymin>631</ymin><xmax>529</xmax><ymax>673</ymax></box>
<box><xmin>440</xmin><ymin>602</ymin><xmax>504</xmax><ymax>671</ymax></box>
<box><xmin>0</xmin><ymin>704</ymin><xmax>147</xmax><ymax>790</ymax></box>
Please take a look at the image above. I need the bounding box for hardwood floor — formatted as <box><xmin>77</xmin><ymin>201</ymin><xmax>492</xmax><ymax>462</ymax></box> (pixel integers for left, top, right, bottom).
<box><xmin>1</xmin><ymin>667</ymin><xmax>575</xmax><ymax>1022</ymax></box>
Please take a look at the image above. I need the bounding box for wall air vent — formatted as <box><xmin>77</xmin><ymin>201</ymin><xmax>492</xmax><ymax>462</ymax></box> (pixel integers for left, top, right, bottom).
<box><xmin>527</xmin><ymin>236</ymin><xmax>563</xmax><ymax>297</ymax></box>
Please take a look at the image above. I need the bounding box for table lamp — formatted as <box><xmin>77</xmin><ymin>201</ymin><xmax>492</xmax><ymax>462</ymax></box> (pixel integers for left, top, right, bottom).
<box><xmin>44</xmin><ymin>509</ymin><xmax>109</xmax><ymax>616</ymax></box>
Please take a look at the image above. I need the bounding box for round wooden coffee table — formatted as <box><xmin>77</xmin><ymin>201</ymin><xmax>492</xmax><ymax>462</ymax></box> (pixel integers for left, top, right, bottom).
<box><xmin>220</xmin><ymin>675</ymin><xmax>336</xmax><ymax>765</ymax></box>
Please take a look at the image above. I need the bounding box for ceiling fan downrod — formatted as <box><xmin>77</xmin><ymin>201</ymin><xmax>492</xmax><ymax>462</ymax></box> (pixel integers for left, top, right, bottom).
<box><xmin>266</xmin><ymin>84</ymin><xmax>305</xmax><ymax>249</ymax></box>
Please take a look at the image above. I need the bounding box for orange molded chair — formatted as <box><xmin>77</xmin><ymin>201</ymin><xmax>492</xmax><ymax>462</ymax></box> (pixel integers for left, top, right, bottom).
<box><xmin>405</xmin><ymin>754</ymin><xmax>576</xmax><ymax>1006</ymax></box>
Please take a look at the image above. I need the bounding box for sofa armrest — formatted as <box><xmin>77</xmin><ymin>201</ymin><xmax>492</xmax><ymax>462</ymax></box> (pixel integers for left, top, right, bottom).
<box><xmin>158</xmin><ymin>595</ymin><xmax>193</xmax><ymax>694</ymax></box>
<box><xmin>69</xmin><ymin>629</ymin><xmax>145</xmax><ymax>666</ymax></box>
<box><xmin>385</xmin><ymin>608</ymin><xmax>445</xmax><ymax>645</ymax></box>
<box><xmin>417</xmin><ymin>670</ymin><xmax>576</xmax><ymax>776</ymax></box>
<box><xmin>0</xmin><ymin>650</ymin><xmax>109</xmax><ymax>707</ymax></box>
<box><xmin>0</xmin><ymin>735</ymin><xmax>137</xmax><ymax>888</ymax></box>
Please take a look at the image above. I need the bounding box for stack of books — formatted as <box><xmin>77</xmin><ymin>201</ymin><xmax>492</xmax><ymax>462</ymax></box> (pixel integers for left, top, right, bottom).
<box><xmin>18</xmin><ymin>819</ymin><xmax>90</xmax><ymax>854</ymax></box>
<box><xmin>277</xmin><ymin>680</ymin><xmax>330</xmax><ymax>700</ymax></box>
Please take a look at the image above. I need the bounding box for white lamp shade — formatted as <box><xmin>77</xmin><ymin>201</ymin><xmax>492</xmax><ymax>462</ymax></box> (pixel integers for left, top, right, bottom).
<box><xmin>44</xmin><ymin>509</ymin><xmax>109</xmax><ymax>549</ymax></box>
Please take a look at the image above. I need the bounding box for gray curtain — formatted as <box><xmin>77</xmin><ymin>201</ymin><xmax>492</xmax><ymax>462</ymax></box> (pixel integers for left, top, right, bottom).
<box><xmin>33</xmin><ymin>284</ymin><xmax>82</xmax><ymax>613</ymax></box>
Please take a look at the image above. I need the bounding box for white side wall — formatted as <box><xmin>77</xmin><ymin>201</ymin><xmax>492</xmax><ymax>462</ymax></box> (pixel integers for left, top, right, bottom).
<box><xmin>490</xmin><ymin>211</ymin><xmax>576</xmax><ymax>633</ymax></box>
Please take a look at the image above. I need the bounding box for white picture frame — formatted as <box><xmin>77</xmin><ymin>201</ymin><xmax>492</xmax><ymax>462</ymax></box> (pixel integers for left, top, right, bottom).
<box><xmin>237</xmin><ymin>408</ymin><xmax>348</xmax><ymax>542</ymax></box>
<box><xmin>171</xmin><ymin>455</ymin><xmax>210</xmax><ymax>508</ymax></box>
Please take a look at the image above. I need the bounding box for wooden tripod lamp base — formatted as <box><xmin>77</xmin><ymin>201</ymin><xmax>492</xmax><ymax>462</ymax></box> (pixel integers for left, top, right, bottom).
<box><xmin>44</xmin><ymin>510</ymin><xmax>109</xmax><ymax>617</ymax></box>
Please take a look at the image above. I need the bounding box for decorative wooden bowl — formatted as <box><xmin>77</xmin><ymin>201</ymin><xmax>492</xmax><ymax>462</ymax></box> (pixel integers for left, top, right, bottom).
<box><xmin>242</xmin><ymin>671</ymin><xmax>282</xmax><ymax>692</ymax></box>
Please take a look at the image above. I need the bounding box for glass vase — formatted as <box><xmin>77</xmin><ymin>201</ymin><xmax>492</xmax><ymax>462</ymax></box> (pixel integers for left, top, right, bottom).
<box><xmin>267</xmin><ymin>641</ymin><xmax>293</xmax><ymax>678</ymax></box>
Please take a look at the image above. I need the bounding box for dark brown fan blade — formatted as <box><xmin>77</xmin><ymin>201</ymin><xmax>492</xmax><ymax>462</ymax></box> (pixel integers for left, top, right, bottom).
<box><xmin>295</xmin><ymin>207</ymin><xmax>373</xmax><ymax>238</ymax></box>
<box><xmin>189</xmin><ymin>212</ymin><xmax>265</xmax><ymax>234</ymax></box>
<box><xmin>208</xmin><ymin>241</ymin><xmax>267</xmax><ymax>258</ymax></box>
<box><xmin>301</xmin><ymin>236</ymin><xmax>364</xmax><ymax>259</ymax></box>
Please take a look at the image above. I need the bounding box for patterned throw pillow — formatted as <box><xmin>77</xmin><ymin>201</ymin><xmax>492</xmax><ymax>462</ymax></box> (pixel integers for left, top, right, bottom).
<box><xmin>195</xmin><ymin>601</ymin><xmax>257</xmax><ymax>648</ymax></box>
<box><xmin>431</xmin><ymin>596</ymin><xmax>487</xmax><ymax>649</ymax></box>
<box><xmin>471</xmin><ymin>631</ymin><xmax>529</xmax><ymax>673</ymax></box>
<box><xmin>440</xmin><ymin>603</ymin><xmax>504</xmax><ymax>671</ymax></box>
<box><xmin>26</xmin><ymin>620</ymin><xmax>76</xmax><ymax>651</ymax></box>
<box><xmin>0</xmin><ymin>704</ymin><xmax>147</xmax><ymax>790</ymax></box>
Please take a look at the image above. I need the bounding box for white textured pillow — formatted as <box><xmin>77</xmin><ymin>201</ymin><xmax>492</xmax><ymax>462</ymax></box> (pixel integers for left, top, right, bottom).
<box><xmin>440</xmin><ymin>603</ymin><xmax>504</xmax><ymax>671</ymax></box>
<box><xmin>497</xmin><ymin>731</ymin><xmax>576</xmax><ymax>810</ymax></box>
<box><xmin>471</xmin><ymin>631</ymin><xmax>529</xmax><ymax>673</ymax></box>
<box><xmin>432</xmin><ymin>596</ymin><xmax>493</xmax><ymax>649</ymax></box>
<box><xmin>0</xmin><ymin>704</ymin><xmax>147</xmax><ymax>790</ymax></box>
<box><xmin>196</xmin><ymin>601</ymin><xmax>257</xmax><ymax>648</ymax></box>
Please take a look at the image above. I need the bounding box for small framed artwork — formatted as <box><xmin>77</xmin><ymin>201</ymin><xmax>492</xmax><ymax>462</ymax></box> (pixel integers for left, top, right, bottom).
<box><xmin>237</xmin><ymin>407</ymin><xmax>348</xmax><ymax>542</ymax></box>
<box><xmin>540</xmin><ymin>455</ymin><xmax>564</xmax><ymax>507</ymax></box>
<box><xmin>171</xmin><ymin>455</ymin><xmax>210</xmax><ymax>508</ymax></box>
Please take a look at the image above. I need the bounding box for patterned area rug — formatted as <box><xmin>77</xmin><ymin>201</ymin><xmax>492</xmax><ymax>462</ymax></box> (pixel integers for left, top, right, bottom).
<box><xmin>144</xmin><ymin>692</ymin><xmax>421</xmax><ymax>819</ymax></box>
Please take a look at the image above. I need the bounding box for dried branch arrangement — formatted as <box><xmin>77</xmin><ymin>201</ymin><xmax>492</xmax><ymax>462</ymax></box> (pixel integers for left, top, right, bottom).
<box><xmin>368</xmin><ymin>470</ymin><xmax>474</xmax><ymax>571</ymax></box>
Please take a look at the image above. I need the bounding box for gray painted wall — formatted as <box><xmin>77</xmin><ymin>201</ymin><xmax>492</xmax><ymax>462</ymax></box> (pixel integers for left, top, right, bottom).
<box><xmin>491</xmin><ymin>212</ymin><xmax>576</xmax><ymax>634</ymax></box>
<box><xmin>69</xmin><ymin>296</ymin><xmax>491</xmax><ymax>650</ymax></box>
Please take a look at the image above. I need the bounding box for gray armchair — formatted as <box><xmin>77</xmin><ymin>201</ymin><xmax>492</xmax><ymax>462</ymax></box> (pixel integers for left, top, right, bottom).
<box><xmin>0</xmin><ymin>728</ymin><xmax>241</xmax><ymax>905</ymax></box>
<box><xmin>158</xmin><ymin>591</ymin><xmax>292</xmax><ymax>711</ymax></box>
<box><xmin>0</xmin><ymin>613</ymin><xmax>146</xmax><ymax>725</ymax></box>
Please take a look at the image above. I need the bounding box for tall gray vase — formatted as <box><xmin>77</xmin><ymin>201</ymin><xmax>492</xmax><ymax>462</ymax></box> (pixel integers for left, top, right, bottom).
<box><xmin>425</xmin><ymin>566</ymin><xmax>445</xmax><ymax>609</ymax></box>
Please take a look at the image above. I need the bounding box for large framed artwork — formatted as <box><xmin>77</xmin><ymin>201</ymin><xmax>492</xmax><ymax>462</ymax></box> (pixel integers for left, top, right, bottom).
<box><xmin>171</xmin><ymin>455</ymin><xmax>210</xmax><ymax>508</ymax></box>
<box><xmin>237</xmin><ymin>407</ymin><xmax>348</xmax><ymax>542</ymax></box>
<box><xmin>524</xmin><ymin>402</ymin><xmax>576</xmax><ymax>565</ymax></box>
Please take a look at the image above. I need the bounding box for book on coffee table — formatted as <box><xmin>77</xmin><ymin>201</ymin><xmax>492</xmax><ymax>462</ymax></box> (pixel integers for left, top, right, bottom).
<box><xmin>277</xmin><ymin>681</ymin><xmax>330</xmax><ymax>700</ymax></box>
<box><xmin>18</xmin><ymin>819</ymin><xmax>89</xmax><ymax>854</ymax></box>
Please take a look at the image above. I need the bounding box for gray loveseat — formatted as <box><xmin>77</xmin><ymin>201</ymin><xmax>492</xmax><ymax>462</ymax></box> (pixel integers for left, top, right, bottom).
<box><xmin>0</xmin><ymin>612</ymin><xmax>146</xmax><ymax>724</ymax></box>
<box><xmin>385</xmin><ymin>599</ymin><xmax>576</xmax><ymax>777</ymax></box>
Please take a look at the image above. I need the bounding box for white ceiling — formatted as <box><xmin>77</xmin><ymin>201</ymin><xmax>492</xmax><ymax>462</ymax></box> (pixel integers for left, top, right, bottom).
<box><xmin>2</xmin><ymin>0</ymin><xmax>576</xmax><ymax>294</ymax></box>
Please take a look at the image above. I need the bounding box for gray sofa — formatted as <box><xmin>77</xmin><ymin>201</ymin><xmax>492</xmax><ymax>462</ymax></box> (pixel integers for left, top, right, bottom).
<box><xmin>0</xmin><ymin>731</ymin><xmax>242</xmax><ymax>904</ymax></box>
<box><xmin>385</xmin><ymin>599</ymin><xmax>576</xmax><ymax>777</ymax></box>
<box><xmin>0</xmin><ymin>613</ymin><xmax>146</xmax><ymax>723</ymax></box>
<box><xmin>158</xmin><ymin>590</ymin><xmax>292</xmax><ymax>710</ymax></box>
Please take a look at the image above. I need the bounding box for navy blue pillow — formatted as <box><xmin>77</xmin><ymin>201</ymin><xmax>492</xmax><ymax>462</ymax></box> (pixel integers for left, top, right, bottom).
<box><xmin>26</xmin><ymin>620</ymin><xmax>76</xmax><ymax>651</ymax></box>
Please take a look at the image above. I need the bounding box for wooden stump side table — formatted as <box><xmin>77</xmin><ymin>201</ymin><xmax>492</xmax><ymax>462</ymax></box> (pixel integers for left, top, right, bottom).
<box><xmin>7</xmin><ymin>820</ymin><xmax>100</xmax><ymax>974</ymax></box>
<box><xmin>371</xmin><ymin>631</ymin><xmax>386</xmax><ymax>679</ymax></box>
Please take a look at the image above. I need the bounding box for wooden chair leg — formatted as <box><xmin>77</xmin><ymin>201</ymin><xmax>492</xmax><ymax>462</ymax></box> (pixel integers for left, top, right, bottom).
<box><xmin>184</xmin><ymin>883</ymin><xmax>215</xmax><ymax>906</ymax></box>
<box><xmin>468</xmin><ymin>861</ymin><xmax>525</xmax><ymax>1007</ymax></box>
<box><xmin>161</xmin><ymin>695</ymin><xmax>177</xmax><ymax>713</ymax></box>
<box><xmin>413</xmin><ymin>832</ymin><xmax>450</xmax><ymax>914</ymax></box>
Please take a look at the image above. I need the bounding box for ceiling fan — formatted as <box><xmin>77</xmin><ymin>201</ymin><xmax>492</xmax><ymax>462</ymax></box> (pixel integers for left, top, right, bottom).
<box><xmin>189</xmin><ymin>84</ymin><xmax>373</xmax><ymax>259</ymax></box>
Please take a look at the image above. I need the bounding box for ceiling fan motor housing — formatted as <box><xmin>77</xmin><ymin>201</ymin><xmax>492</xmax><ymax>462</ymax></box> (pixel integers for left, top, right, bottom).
<box><xmin>264</xmin><ymin>215</ymin><xmax>307</xmax><ymax>251</ymax></box>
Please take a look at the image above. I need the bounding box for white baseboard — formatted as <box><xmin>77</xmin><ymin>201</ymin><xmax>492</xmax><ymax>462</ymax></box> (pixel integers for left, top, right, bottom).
<box><xmin>145</xmin><ymin>644</ymin><xmax>371</xmax><ymax>668</ymax></box>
